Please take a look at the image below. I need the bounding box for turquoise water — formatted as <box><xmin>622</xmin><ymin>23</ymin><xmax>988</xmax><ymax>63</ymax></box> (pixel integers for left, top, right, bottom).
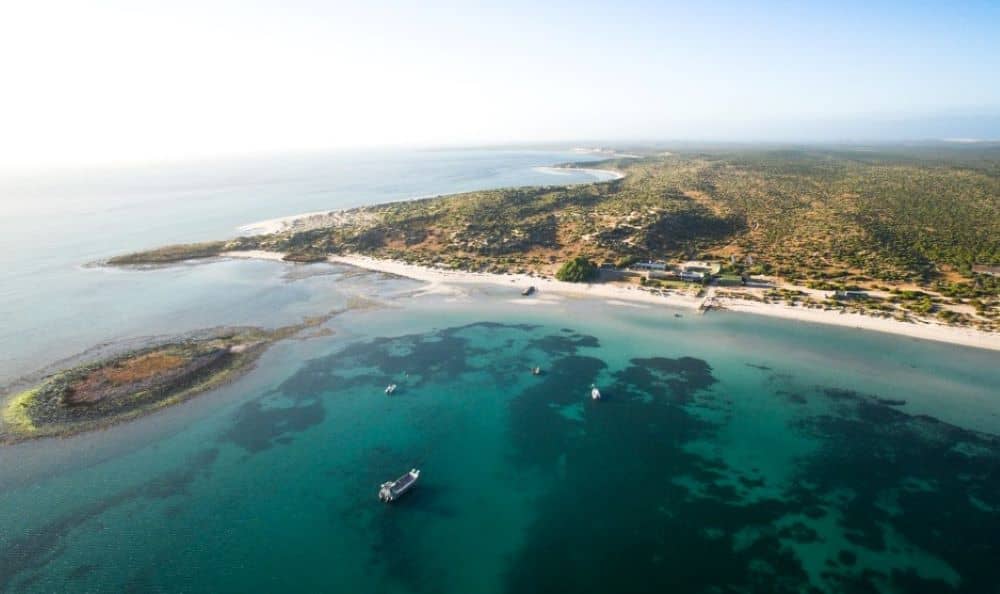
<box><xmin>1</xmin><ymin>152</ymin><xmax>1000</xmax><ymax>593</ymax></box>
<box><xmin>0</xmin><ymin>148</ymin><xmax>605</xmax><ymax>380</ymax></box>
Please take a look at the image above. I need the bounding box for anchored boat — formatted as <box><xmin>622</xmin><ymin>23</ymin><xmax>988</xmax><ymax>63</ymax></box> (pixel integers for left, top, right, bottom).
<box><xmin>591</xmin><ymin>384</ymin><xmax>601</xmax><ymax>400</ymax></box>
<box><xmin>379</xmin><ymin>469</ymin><xmax>420</xmax><ymax>502</ymax></box>
<box><xmin>385</xmin><ymin>384</ymin><xmax>397</xmax><ymax>395</ymax></box>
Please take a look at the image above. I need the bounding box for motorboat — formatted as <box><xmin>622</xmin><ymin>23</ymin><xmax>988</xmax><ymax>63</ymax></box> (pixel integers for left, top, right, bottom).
<box><xmin>379</xmin><ymin>469</ymin><xmax>420</xmax><ymax>502</ymax></box>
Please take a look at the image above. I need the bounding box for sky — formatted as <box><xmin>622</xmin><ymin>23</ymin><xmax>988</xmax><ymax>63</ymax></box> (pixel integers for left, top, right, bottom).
<box><xmin>1</xmin><ymin>0</ymin><xmax>999</xmax><ymax>170</ymax></box>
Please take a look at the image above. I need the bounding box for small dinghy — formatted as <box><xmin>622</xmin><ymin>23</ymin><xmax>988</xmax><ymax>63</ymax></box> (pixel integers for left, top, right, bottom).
<box><xmin>379</xmin><ymin>469</ymin><xmax>420</xmax><ymax>502</ymax></box>
<box><xmin>531</xmin><ymin>366</ymin><xmax>541</xmax><ymax>376</ymax></box>
<box><xmin>591</xmin><ymin>384</ymin><xmax>601</xmax><ymax>400</ymax></box>
<box><xmin>385</xmin><ymin>384</ymin><xmax>397</xmax><ymax>395</ymax></box>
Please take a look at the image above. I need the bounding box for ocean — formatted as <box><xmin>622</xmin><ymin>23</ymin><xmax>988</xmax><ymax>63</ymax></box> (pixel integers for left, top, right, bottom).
<box><xmin>0</xmin><ymin>149</ymin><xmax>998</xmax><ymax>593</ymax></box>
<box><xmin>0</xmin><ymin>148</ymin><xmax>609</xmax><ymax>380</ymax></box>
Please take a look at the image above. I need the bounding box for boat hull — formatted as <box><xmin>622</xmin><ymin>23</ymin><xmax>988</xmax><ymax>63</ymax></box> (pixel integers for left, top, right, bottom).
<box><xmin>379</xmin><ymin>469</ymin><xmax>420</xmax><ymax>502</ymax></box>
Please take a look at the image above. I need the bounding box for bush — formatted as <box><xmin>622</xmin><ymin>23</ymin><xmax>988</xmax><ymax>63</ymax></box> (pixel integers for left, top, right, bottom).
<box><xmin>615</xmin><ymin>255</ymin><xmax>639</xmax><ymax>269</ymax></box>
<box><xmin>107</xmin><ymin>241</ymin><xmax>229</xmax><ymax>265</ymax></box>
<box><xmin>556</xmin><ymin>256</ymin><xmax>597</xmax><ymax>283</ymax></box>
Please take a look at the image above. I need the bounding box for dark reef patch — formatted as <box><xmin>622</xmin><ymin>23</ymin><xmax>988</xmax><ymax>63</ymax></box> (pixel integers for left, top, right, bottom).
<box><xmin>66</xmin><ymin>563</ymin><xmax>98</xmax><ymax>581</ymax></box>
<box><xmin>527</xmin><ymin>332</ymin><xmax>600</xmax><ymax>356</ymax></box>
<box><xmin>221</xmin><ymin>391</ymin><xmax>325</xmax><ymax>453</ymax></box>
<box><xmin>508</xmin><ymin>354</ymin><xmax>607</xmax><ymax>471</ymax></box>
<box><xmin>612</xmin><ymin>356</ymin><xmax>718</xmax><ymax>403</ymax></box>
<box><xmin>0</xmin><ymin>448</ymin><xmax>218</xmax><ymax>593</ymax></box>
<box><xmin>838</xmin><ymin>550</ymin><xmax>857</xmax><ymax>566</ymax></box>
<box><xmin>122</xmin><ymin>567</ymin><xmax>159</xmax><ymax>594</ymax></box>
<box><xmin>502</xmin><ymin>354</ymin><xmax>817</xmax><ymax>594</ymax></box>
<box><xmin>777</xmin><ymin>389</ymin><xmax>808</xmax><ymax>405</ymax></box>
<box><xmin>503</xmin><ymin>353</ymin><xmax>1000</xmax><ymax>594</ymax></box>
<box><xmin>791</xmin><ymin>388</ymin><xmax>1000</xmax><ymax>593</ymax></box>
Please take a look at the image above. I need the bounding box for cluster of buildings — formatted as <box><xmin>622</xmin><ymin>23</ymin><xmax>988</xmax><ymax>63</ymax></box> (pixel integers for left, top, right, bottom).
<box><xmin>627</xmin><ymin>260</ymin><xmax>723</xmax><ymax>283</ymax></box>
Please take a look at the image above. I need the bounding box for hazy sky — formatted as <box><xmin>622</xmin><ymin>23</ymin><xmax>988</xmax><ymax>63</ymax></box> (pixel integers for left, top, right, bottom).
<box><xmin>2</xmin><ymin>0</ymin><xmax>999</xmax><ymax>169</ymax></box>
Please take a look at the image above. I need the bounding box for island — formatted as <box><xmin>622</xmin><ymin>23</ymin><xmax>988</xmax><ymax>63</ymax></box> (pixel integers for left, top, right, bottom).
<box><xmin>0</xmin><ymin>320</ymin><xmax>333</xmax><ymax>444</ymax></box>
<box><xmin>106</xmin><ymin>146</ymin><xmax>999</xmax><ymax>345</ymax></box>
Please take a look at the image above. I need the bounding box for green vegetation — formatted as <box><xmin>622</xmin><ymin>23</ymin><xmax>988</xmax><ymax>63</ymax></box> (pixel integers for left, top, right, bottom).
<box><xmin>107</xmin><ymin>240</ymin><xmax>231</xmax><ymax>265</ymax></box>
<box><xmin>109</xmin><ymin>145</ymin><xmax>1000</xmax><ymax>330</ymax></box>
<box><xmin>282</xmin><ymin>249</ymin><xmax>328</xmax><ymax>263</ymax></box>
<box><xmin>555</xmin><ymin>256</ymin><xmax>597</xmax><ymax>283</ymax></box>
<box><xmin>237</xmin><ymin>148</ymin><xmax>996</xmax><ymax>284</ymax></box>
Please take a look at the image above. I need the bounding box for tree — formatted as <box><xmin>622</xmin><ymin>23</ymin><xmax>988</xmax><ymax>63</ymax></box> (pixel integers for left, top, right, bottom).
<box><xmin>556</xmin><ymin>256</ymin><xmax>597</xmax><ymax>283</ymax></box>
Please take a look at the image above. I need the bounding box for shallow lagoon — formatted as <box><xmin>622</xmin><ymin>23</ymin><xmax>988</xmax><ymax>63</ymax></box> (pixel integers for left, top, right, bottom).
<box><xmin>1</xmin><ymin>263</ymin><xmax>998</xmax><ymax>594</ymax></box>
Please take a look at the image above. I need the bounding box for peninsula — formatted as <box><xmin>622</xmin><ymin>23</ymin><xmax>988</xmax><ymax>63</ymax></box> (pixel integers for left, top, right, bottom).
<box><xmin>107</xmin><ymin>147</ymin><xmax>1000</xmax><ymax>347</ymax></box>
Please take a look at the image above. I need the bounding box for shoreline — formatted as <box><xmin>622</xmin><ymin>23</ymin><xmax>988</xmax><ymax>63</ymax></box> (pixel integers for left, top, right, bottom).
<box><xmin>222</xmin><ymin>251</ymin><xmax>1000</xmax><ymax>352</ymax></box>
<box><xmin>532</xmin><ymin>166</ymin><xmax>625</xmax><ymax>181</ymax></box>
<box><xmin>238</xmin><ymin>210</ymin><xmax>333</xmax><ymax>235</ymax></box>
<box><xmin>714</xmin><ymin>297</ymin><xmax>1000</xmax><ymax>350</ymax></box>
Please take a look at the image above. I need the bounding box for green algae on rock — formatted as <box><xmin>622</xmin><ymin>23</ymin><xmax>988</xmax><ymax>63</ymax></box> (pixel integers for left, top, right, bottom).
<box><xmin>0</xmin><ymin>318</ymin><xmax>338</xmax><ymax>444</ymax></box>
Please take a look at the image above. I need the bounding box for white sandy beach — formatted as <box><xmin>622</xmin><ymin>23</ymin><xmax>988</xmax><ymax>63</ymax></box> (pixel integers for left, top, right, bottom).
<box><xmin>329</xmin><ymin>254</ymin><xmax>703</xmax><ymax>307</ymax></box>
<box><xmin>714</xmin><ymin>297</ymin><xmax>1000</xmax><ymax>351</ymax></box>
<box><xmin>532</xmin><ymin>166</ymin><xmax>625</xmax><ymax>182</ymax></box>
<box><xmin>237</xmin><ymin>210</ymin><xmax>377</xmax><ymax>236</ymax></box>
<box><xmin>236</xmin><ymin>212</ymin><xmax>329</xmax><ymax>235</ymax></box>
<box><xmin>221</xmin><ymin>250</ymin><xmax>1000</xmax><ymax>351</ymax></box>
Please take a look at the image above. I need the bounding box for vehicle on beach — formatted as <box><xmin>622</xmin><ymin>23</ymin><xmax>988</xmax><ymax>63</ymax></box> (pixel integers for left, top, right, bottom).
<box><xmin>379</xmin><ymin>469</ymin><xmax>420</xmax><ymax>502</ymax></box>
<box><xmin>591</xmin><ymin>384</ymin><xmax>601</xmax><ymax>400</ymax></box>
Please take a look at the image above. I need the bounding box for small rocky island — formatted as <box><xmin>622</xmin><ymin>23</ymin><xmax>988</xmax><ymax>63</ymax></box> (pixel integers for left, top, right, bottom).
<box><xmin>1</xmin><ymin>324</ymin><xmax>317</xmax><ymax>444</ymax></box>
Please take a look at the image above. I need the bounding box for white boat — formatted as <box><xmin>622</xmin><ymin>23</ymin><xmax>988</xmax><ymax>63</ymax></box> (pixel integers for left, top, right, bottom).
<box><xmin>385</xmin><ymin>384</ymin><xmax>397</xmax><ymax>395</ymax></box>
<box><xmin>379</xmin><ymin>468</ymin><xmax>420</xmax><ymax>502</ymax></box>
<box><xmin>591</xmin><ymin>384</ymin><xmax>601</xmax><ymax>400</ymax></box>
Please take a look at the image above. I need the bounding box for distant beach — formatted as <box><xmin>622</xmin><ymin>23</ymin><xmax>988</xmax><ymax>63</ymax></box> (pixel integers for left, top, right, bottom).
<box><xmin>237</xmin><ymin>210</ymin><xmax>334</xmax><ymax>235</ymax></box>
<box><xmin>531</xmin><ymin>166</ymin><xmax>625</xmax><ymax>182</ymax></box>
<box><xmin>238</xmin><ymin>166</ymin><xmax>624</xmax><ymax>236</ymax></box>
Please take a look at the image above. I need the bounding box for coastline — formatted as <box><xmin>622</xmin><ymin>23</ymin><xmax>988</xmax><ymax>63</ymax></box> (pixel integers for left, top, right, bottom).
<box><xmin>532</xmin><ymin>166</ymin><xmax>625</xmax><ymax>182</ymax></box>
<box><xmin>714</xmin><ymin>297</ymin><xmax>1000</xmax><ymax>351</ymax></box>
<box><xmin>223</xmin><ymin>251</ymin><xmax>1000</xmax><ymax>352</ymax></box>
<box><xmin>238</xmin><ymin>210</ymin><xmax>333</xmax><ymax>235</ymax></box>
<box><xmin>237</xmin><ymin>166</ymin><xmax>624</xmax><ymax>236</ymax></box>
